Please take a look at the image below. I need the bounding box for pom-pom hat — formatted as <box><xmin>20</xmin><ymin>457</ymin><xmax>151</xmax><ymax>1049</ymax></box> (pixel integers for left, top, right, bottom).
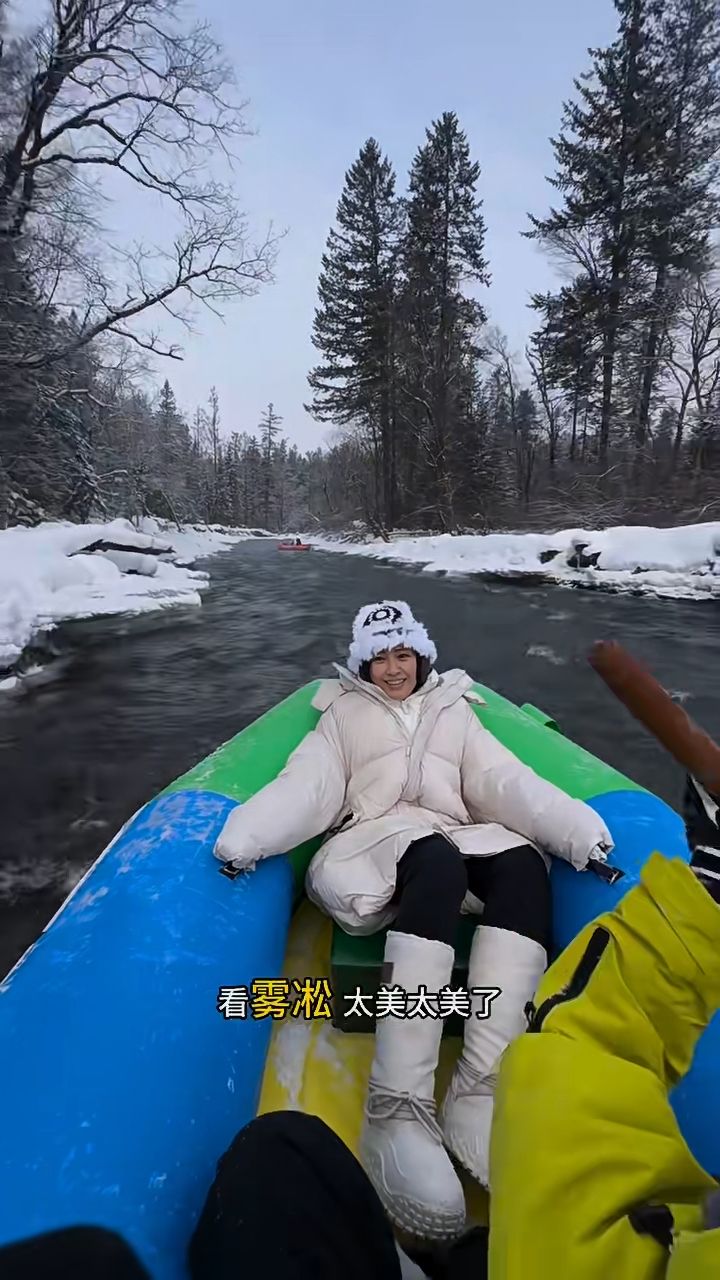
<box><xmin>346</xmin><ymin>601</ymin><xmax>438</xmax><ymax>675</ymax></box>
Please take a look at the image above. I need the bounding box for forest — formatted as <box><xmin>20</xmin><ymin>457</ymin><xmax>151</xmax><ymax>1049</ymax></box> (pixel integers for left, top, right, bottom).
<box><xmin>2</xmin><ymin>0</ymin><xmax>720</xmax><ymax>536</ymax></box>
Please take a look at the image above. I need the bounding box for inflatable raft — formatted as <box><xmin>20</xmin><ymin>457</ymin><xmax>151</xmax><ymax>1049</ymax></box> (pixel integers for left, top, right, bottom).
<box><xmin>0</xmin><ymin>679</ymin><xmax>717</xmax><ymax>1278</ymax></box>
<box><xmin>278</xmin><ymin>542</ymin><xmax>312</xmax><ymax>551</ymax></box>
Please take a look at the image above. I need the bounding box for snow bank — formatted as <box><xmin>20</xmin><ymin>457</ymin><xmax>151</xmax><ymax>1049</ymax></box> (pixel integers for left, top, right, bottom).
<box><xmin>0</xmin><ymin>517</ymin><xmax>269</xmax><ymax>673</ymax></box>
<box><xmin>310</xmin><ymin>522</ymin><xmax>720</xmax><ymax>601</ymax></box>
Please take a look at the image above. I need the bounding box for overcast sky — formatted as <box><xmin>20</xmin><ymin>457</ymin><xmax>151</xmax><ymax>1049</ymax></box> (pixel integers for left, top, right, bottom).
<box><xmin>26</xmin><ymin>0</ymin><xmax>620</xmax><ymax>448</ymax></box>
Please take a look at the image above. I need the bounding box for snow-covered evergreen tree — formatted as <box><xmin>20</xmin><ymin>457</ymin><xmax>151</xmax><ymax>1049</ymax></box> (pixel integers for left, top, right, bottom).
<box><xmin>631</xmin><ymin>0</ymin><xmax>720</xmax><ymax>446</ymax></box>
<box><xmin>308</xmin><ymin>138</ymin><xmax>404</xmax><ymax>527</ymax></box>
<box><xmin>400</xmin><ymin>111</ymin><xmax>490</xmax><ymax>527</ymax></box>
<box><xmin>526</xmin><ymin>0</ymin><xmax>664</xmax><ymax>461</ymax></box>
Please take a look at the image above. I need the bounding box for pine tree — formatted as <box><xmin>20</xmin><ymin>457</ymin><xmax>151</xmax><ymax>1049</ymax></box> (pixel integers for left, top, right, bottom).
<box><xmin>258</xmin><ymin>403</ymin><xmax>283</xmax><ymax>529</ymax></box>
<box><xmin>208</xmin><ymin>388</ymin><xmax>221</xmax><ymax>479</ymax></box>
<box><xmin>689</xmin><ymin>392</ymin><xmax>720</xmax><ymax>474</ymax></box>
<box><xmin>514</xmin><ymin>389</ymin><xmax>540</xmax><ymax>506</ymax></box>
<box><xmin>631</xmin><ymin>0</ymin><xmax>720</xmax><ymax>447</ymax></box>
<box><xmin>400</xmin><ymin>111</ymin><xmax>490</xmax><ymax>528</ymax></box>
<box><xmin>273</xmin><ymin>437</ymin><xmax>288</xmax><ymax>531</ymax></box>
<box><xmin>530</xmin><ymin>280</ymin><xmax>602</xmax><ymax>461</ymax></box>
<box><xmin>526</xmin><ymin>0</ymin><xmax>665</xmax><ymax>462</ymax></box>
<box><xmin>308</xmin><ymin>139</ymin><xmax>404</xmax><ymax>527</ymax></box>
<box><xmin>243</xmin><ymin>436</ymin><xmax>263</xmax><ymax>526</ymax></box>
<box><xmin>154</xmin><ymin>380</ymin><xmax>190</xmax><ymax>520</ymax></box>
<box><xmin>41</xmin><ymin>398</ymin><xmax>103</xmax><ymax>522</ymax></box>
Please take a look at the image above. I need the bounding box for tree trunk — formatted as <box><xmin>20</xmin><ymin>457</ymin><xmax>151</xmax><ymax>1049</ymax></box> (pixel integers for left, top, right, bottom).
<box><xmin>380</xmin><ymin>395</ymin><xmax>395</xmax><ymax>530</ymax></box>
<box><xmin>671</xmin><ymin>385</ymin><xmax>694</xmax><ymax>471</ymax></box>
<box><xmin>0</xmin><ymin>455</ymin><xmax>9</xmax><ymax>530</ymax></box>
<box><xmin>599</xmin><ymin>275</ymin><xmax>622</xmax><ymax>463</ymax></box>
<box><xmin>389</xmin><ymin>403</ymin><xmax>397</xmax><ymax>527</ymax></box>
<box><xmin>569</xmin><ymin>383</ymin><xmax>580</xmax><ymax>461</ymax></box>
<box><xmin>383</xmin><ymin>305</ymin><xmax>398</xmax><ymax>529</ymax></box>
<box><xmin>635</xmin><ymin>263</ymin><xmax>668</xmax><ymax>450</ymax></box>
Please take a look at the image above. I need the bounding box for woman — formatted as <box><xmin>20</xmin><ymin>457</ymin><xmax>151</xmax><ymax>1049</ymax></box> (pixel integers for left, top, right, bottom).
<box><xmin>214</xmin><ymin>601</ymin><xmax>614</xmax><ymax>1241</ymax></box>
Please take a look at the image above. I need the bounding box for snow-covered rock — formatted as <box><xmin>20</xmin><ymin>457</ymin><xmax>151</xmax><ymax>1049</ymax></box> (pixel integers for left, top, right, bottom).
<box><xmin>86</xmin><ymin>549</ymin><xmax>161</xmax><ymax>577</ymax></box>
<box><xmin>0</xmin><ymin>518</ymin><xmax>271</xmax><ymax>675</ymax></box>
<box><xmin>310</xmin><ymin>522</ymin><xmax>720</xmax><ymax>601</ymax></box>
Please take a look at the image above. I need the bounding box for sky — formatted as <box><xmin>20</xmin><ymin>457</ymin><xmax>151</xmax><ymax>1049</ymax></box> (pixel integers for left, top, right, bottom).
<box><xmin>21</xmin><ymin>0</ymin><xmax>619</xmax><ymax>450</ymax></box>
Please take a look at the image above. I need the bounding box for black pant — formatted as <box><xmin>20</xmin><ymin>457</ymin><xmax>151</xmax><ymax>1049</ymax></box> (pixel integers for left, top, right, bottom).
<box><xmin>393</xmin><ymin>833</ymin><xmax>552</xmax><ymax>952</ymax></box>
<box><xmin>0</xmin><ymin>1112</ymin><xmax>488</xmax><ymax>1280</ymax></box>
<box><xmin>0</xmin><ymin>1227</ymin><xmax>152</xmax><ymax>1280</ymax></box>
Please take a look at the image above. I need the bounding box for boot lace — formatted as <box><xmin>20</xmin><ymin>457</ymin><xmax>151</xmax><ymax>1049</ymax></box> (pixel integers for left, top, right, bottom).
<box><xmin>452</xmin><ymin>1058</ymin><xmax>498</xmax><ymax>1099</ymax></box>
<box><xmin>366</xmin><ymin>1083</ymin><xmax>446</xmax><ymax>1145</ymax></box>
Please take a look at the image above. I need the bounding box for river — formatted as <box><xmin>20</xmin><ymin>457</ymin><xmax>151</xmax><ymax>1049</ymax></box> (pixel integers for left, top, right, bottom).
<box><xmin>1</xmin><ymin>537</ymin><xmax>719</xmax><ymax>980</ymax></box>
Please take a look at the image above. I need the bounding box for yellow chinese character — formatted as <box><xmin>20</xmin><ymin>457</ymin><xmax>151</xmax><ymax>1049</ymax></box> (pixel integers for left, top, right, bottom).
<box><xmin>250</xmin><ymin>979</ymin><xmax>291</xmax><ymax>1020</ymax></box>
<box><xmin>290</xmin><ymin>978</ymin><xmax>333</xmax><ymax>1020</ymax></box>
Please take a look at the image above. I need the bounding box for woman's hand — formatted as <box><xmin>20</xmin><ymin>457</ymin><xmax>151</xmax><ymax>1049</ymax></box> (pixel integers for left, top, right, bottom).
<box><xmin>213</xmin><ymin>832</ymin><xmax>259</xmax><ymax>873</ymax></box>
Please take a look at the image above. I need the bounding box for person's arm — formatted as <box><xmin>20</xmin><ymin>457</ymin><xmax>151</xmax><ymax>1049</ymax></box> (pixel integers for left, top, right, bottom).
<box><xmin>489</xmin><ymin>852</ymin><xmax>720</xmax><ymax>1280</ymax></box>
<box><xmin>214</xmin><ymin>714</ymin><xmax>348</xmax><ymax>871</ymax></box>
<box><xmin>460</xmin><ymin>710</ymin><xmax>613</xmax><ymax>871</ymax></box>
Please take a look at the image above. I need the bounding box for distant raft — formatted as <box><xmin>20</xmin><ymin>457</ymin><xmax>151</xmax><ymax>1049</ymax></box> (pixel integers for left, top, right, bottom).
<box><xmin>0</xmin><ymin>678</ymin><xmax>714</xmax><ymax>1279</ymax></box>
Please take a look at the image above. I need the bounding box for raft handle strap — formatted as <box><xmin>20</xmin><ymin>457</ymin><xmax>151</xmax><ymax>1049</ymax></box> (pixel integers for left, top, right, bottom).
<box><xmin>219</xmin><ymin>863</ymin><xmax>244</xmax><ymax>881</ymax></box>
<box><xmin>526</xmin><ymin>926</ymin><xmax>611</xmax><ymax>1033</ymax></box>
<box><xmin>587</xmin><ymin>858</ymin><xmax>625</xmax><ymax>885</ymax></box>
<box><xmin>628</xmin><ymin>1203</ymin><xmax>674</xmax><ymax>1251</ymax></box>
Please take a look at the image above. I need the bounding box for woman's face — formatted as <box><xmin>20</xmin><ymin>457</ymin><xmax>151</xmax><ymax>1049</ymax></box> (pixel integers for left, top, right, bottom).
<box><xmin>369</xmin><ymin>647</ymin><xmax>418</xmax><ymax>700</ymax></box>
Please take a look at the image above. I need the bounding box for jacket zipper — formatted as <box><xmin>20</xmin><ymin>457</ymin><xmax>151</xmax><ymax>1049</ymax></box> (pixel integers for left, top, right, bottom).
<box><xmin>525</xmin><ymin>926</ymin><xmax>611</xmax><ymax>1032</ymax></box>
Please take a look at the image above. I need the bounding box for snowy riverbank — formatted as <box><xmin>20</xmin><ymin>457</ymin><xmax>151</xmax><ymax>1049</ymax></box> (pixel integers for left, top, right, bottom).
<box><xmin>311</xmin><ymin>522</ymin><xmax>720</xmax><ymax>601</ymax></box>
<box><xmin>0</xmin><ymin>518</ymin><xmax>271</xmax><ymax>684</ymax></box>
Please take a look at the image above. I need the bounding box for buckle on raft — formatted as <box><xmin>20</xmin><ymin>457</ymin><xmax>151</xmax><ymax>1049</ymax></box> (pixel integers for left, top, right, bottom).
<box><xmin>587</xmin><ymin>858</ymin><xmax>625</xmax><ymax>885</ymax></box>
<box><xmin>219</xmin><ymin>863</ymin><xmax>243</xmax><ymax>881</ymax></box>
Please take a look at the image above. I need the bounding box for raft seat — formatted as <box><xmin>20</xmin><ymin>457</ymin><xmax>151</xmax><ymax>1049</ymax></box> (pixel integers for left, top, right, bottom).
<box><xmin>330</xmin><ymin>915</ymin><xmax>477</xmax><ymax>1036</ymax></box>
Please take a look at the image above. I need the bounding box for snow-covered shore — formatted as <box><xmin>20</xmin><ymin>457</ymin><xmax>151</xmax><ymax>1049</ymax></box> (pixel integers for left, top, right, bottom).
<box><xmin>0</xmin><ymin>517</ymin><xmax>271</xmax><ymax>683</ymax></box>
<box><xmin>310</xmin><ymin>522</ymin><xmax>720</xmax><ymax>601</ymax></box>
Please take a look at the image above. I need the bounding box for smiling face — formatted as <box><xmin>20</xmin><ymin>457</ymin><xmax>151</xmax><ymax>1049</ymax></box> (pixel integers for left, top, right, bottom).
<box><xmin>369</xmin><ymin>646</ymin><xmax>418</xmax><ymax>700</ymax></box>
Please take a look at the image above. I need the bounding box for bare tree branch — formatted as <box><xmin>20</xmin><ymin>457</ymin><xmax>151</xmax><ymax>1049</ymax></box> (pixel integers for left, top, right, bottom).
<box><xmin>0</xmin><ymin>0</ymin><xmax>276</xmax><ymax>366</ymax></box>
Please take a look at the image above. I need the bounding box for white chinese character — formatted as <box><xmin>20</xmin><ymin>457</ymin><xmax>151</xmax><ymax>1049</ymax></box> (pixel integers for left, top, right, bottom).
<box><xmin>471</xmin><ymin>986</ymin><xmax>502</xmax><ymax>1019</ymax></box>
<box><xmin>406</xmin><ymin>985</ymin><xmax>440</xmax><ymax>1019</ymax></box>
<box><xmin>344</xmin><ymin>987</ymin><xmax>374</xmax><ymax>1017</ymax></box>
<box><xmin>437</xmin><ymin>986</ymin><xmax>472</xmax><ymax>1019</ymax></box>
<box><xmin>376</xmin><ymin>984</ymin><xmax>408</xmax><ymax>1019</ymax></box>
<box><xmin>217</xmin><ymin>986</ymin><xmax>250</xmax><ymax>1019</ymax></box>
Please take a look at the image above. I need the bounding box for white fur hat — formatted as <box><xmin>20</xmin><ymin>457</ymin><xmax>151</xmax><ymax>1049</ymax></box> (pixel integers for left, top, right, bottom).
<box><xmin>346</xmin><ymin>600</ymin><xmax>438</xmax><ymax>674</ymax></box>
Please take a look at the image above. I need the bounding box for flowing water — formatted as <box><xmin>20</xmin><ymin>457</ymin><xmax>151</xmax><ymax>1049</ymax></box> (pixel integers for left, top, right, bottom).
<box><xmin>1</xmin><ymin>538</ymin><xmax>719</xmax><ymax>980</ymax></box>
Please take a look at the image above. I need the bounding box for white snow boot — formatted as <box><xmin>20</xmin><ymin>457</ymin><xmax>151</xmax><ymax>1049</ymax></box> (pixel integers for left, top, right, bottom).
<box><xmin>358</xmin><ymin>930</ymin><xmax>466</xmax><ymax>1241</ymax></box>
<box><xmin>439</xmin><ymin>925</ymin><xmax>547</xmax><ymax>1190</ymax></box>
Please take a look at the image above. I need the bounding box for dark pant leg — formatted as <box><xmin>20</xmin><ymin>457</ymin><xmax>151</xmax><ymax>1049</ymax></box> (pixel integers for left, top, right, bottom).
<box><xmin>393</xmin><ymin>834</ymin><xmax>469</xmax><ymax>946</ymax></box>
<box><xmin>188</xmin><ymin>1110</ymin><xmax>402</xmax><ymax>1280</ymax></box>
<box><xmin>466</xmin><ymin>844</ymin><xmax>552</xmax><ymax>952</ymax></box>
<box><xmin>0</xmin><ymin>1226</ymin><xmax>150</xmax><ymax>1279</ymax></box>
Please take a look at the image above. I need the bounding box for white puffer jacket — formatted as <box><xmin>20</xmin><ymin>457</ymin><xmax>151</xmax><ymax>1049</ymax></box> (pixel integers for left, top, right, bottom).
<box><xmin>214</xmin><ymin>666</ymin><xmax>614</xmax><ymax>935</ymax></box>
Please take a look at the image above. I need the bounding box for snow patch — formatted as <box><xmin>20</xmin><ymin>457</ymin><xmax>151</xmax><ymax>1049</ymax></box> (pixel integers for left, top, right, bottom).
<box><xmin>311</xmin><ymin>522</ymin><xmax>720</xmax><ymax>601</ymax></box>
<box><xmin>269</xmin><ymin>1018</ymin><xmax>315</xmax><ymax>1111</ymax></box>
<box><xmin>0</xmin><ymin>518</ymin><xmax>271</xmax><ymax>675</ymax></box>
<box><xmin>313</xmin><ymin>1023</ymin><xmax>357</xmax><ymax>1088</ymax></box>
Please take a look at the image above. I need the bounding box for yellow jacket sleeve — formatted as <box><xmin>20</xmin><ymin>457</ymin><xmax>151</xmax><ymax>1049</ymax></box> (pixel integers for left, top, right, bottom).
<box><xmin>488</xmin><ymin>852</ymin><xmax>720</xmax><ymax>1280</ymax></box>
